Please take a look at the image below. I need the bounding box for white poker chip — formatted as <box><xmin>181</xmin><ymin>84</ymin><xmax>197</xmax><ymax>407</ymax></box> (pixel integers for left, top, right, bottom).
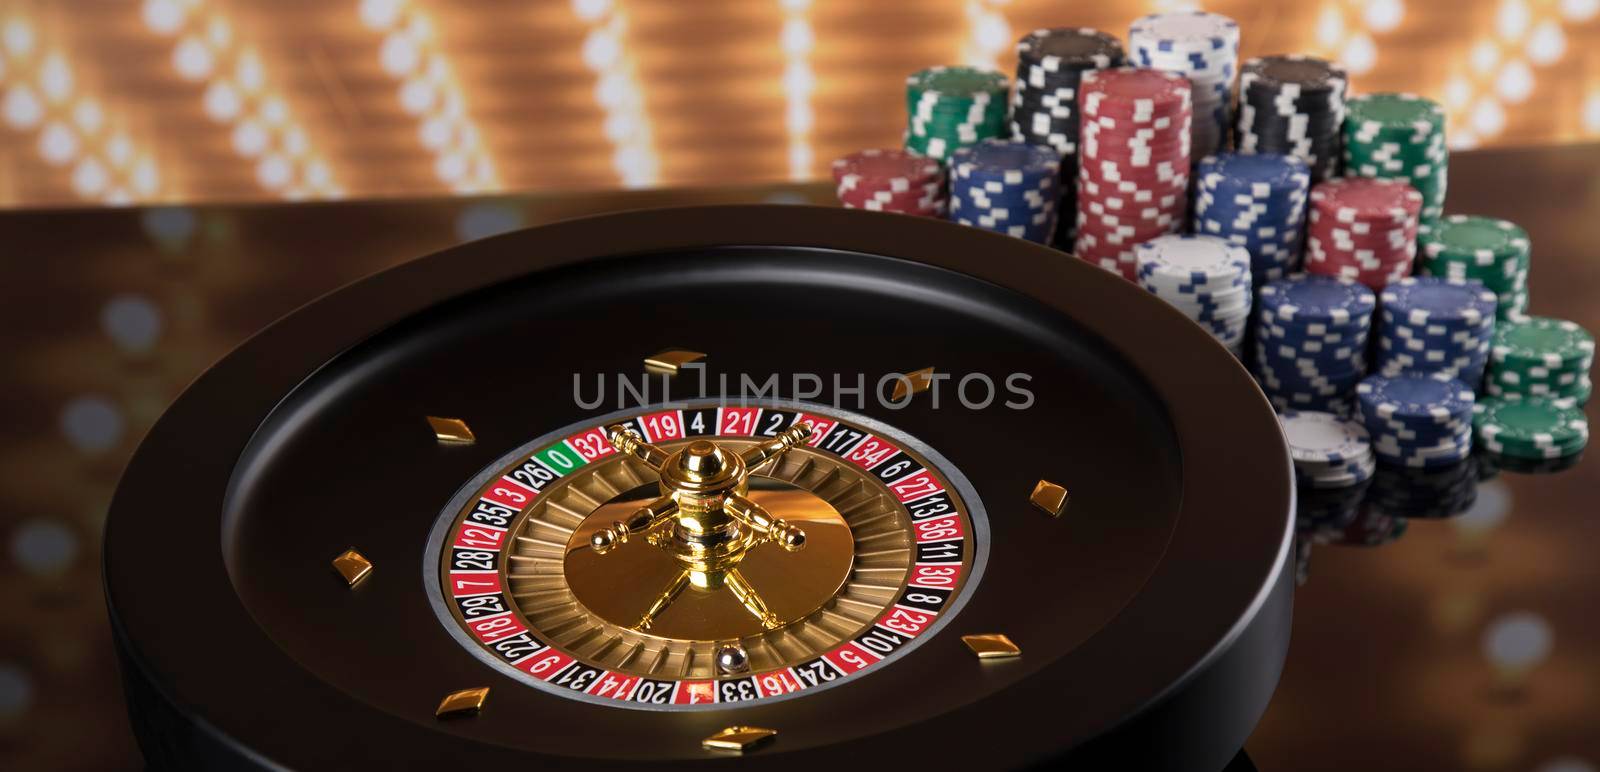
<box><xmin>1280</xmin><ymin>410</ymin><xmax>1372</xmax><ymax>466</ymax></box>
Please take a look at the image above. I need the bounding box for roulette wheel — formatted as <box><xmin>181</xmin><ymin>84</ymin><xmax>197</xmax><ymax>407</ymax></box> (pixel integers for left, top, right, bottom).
<box><xmin>104</xmin><ymin>206</ymin><xmax>1294</xmax><ymax>770</ymax></box>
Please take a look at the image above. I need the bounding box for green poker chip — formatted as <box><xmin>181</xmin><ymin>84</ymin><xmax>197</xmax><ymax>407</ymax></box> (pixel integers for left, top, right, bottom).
<box><xmin>904</xmin><ymin>66</ymin><xmax>1010</xmax><ymax>161</ymax></box>
<box><xmin>1483</xmin><ymin>377</ymin><xmax>1592</xmax><ymax>407</ymax></box>
<box><xmin>1345</xmin><ymin>93</ymin><xmax>1445</xmax><ymax>132</ymax></box>
<box><xmin>1419</xmin><ymin>215</ymin><xmax>1529</xmax><ymax>260</ymax></box>
<box><xmin>1491</xmin><ymin>316</ymin><xmax>1595</xmax><ymax>369</ymax></box>
<box><xmin>1472</xmin><ymin>397</ymin><xmax>1589</xmax><ymax>460</ymax></box>
<box><xmin>1418</xmin><ymin>215</ymin><xmax>1530</xmax><ymax>319</ymax></box>
<box><xmin>907</xmin><ymin>66</ymin><xmax>1009</xmax><ymax>99</ymax></box>
<box><xmin>1343</xmin><ymin>93</ymin><xmax>1448</xmax><ymax>218</ymax></box>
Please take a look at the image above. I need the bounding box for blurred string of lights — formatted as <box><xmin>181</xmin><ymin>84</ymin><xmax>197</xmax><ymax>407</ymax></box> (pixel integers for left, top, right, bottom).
<box><xmin>1439</xmin><ymin>0</ymin><xmax>1596</xmax><ymax>147</ymax></box>
<box><xmin>0</xmin><ymin>12</ymin><xmax>161</xmax><ymax>203</ymax></box>
<box><xmin>142</xmin><ymin>0</ymin><xmax>341</xmax><ymax>199</ymax></box>
<box><xmin>359</xmin><ymin>0</ymin><xmax>499</xmax><ymax>193</ymax></box>
<box><xmin>572</xmin><ymin>0</ymin><xmax>658</xmax><ymax>187</ymax></box>
<box><xmin>1315</xmin><ymin>0</ymin><xmax>1407</xmax><ymax>76</ymax></box>
<box><xmin>780</xmin><ymin>0</ymin><xmax>815</xmax><ymax>180</ymax></box>
<box><xmin>961</xmin><ymin>0</ymin><xmax>1012</xmax><ymax>71</ymax></box>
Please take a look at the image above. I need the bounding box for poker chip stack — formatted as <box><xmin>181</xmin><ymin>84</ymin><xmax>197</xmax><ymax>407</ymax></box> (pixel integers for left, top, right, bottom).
<box><xmin>905</xmin><ymin>66</ymin><xmax>1010</xmax><ymax>162</ymax></box>
<box><xmin>1376</xmin><ymin>276</ymin><xmax>1498</xmax><ymax>385</ymax></box>
<box><xmin>1279</xmin><ymin>409</ymin><xmax>1376</xmax><ymax>489</ymax></box>
<box><xmin>1472</xmin><ymin>397</ymin><xmax>1589</xmax><ymax>464</ymax></box>
<box><xmin>831</xmin><ymin>149</ymin><xmax>948</xmax><ymax>217</ymax></box>
<box><xmin>1343</xmin><ymin>93</ymin><xmax>1449</xmax><ymax>222</ymax></box>
<box><xmin>1133</xmin><ymin>234</ymin><xmax>1252</xmax><ymax>352</ymax></box>
<box><xmin>1485</xmin><ymin>316</ymin><xmax>1594</xmax><ymax>405</ymax></box>
<box><xmin>947</xmin><ymin>140</ymin><xmax>1061</xmax><ymax>243</ymax></box>
<box><xmin>1368</xmin><ymin>461</ymin><xmax>1478</xmax><ymax>518</ymax></box>
<box><xmin>1192</xmin><ymin>152</ymin><xmax>1311</xmax><ymax>285</ymax></box>
<box><xmin>1304</xmin><ymin>177</ymin><xmax>1423</xmax><ymax>291</ymax></box>
<box><xmin>1237</xmin><ymin>55</ymin><xmax>1347</xmax><ymax>182</ymax></box>
<box><xmin>1418</xmin><ymin>215</ymin><xmax>1531</xmax><ymax>320</ymax></box>
<box><xmin>1010</xmin><ymin>28</ymin><xmax>1125</xmax><ymax>245</ymax></box>
<box><xmin>1253</xmin><ymin>274</ymin><xmax>1376</xmax><ymax>415</ymax></box>
<box><xmin>1355</xmin><ymin>373</ymin><xmax>1476</xmax><ymax>468</ymax></box>
<box><xmin>1073</xmin><ymin>68</ymin><xmax>1193</xmax><ymax>280</ymax></box>
<box><xmin>1128</xmin><ymin>11</ymin><xmax>1240</xmax><ymax>163</ymax></box>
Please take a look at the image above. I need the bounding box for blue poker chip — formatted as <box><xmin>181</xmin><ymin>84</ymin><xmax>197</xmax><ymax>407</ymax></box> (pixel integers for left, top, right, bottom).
<box><xmin>1257</xmin><ymin>275</ymin><xmax>1376</xmax><ymax>325</ymax></box>
<box><xmin>1379</xmin><ymin>277</ymin><xmax>1497</xmax><ymax>326</ymax></box>
<box><xmin>1355</xmin><ymin>374</ymin><xmax>1474</xmax><ymax>423</ymax></box>
<box><xmin>949</xmin><ymin>139</ymin><xmax>1062</xmax><ymax>179</ymax></box>
<box><xmin>1196</xmin><ymin>152</ymin><xmax>1311</xmax><ymax>192</ymax></box>
<box><xmin>947</xmin><ymin>140</ymin><xmax>1061</xmax><ymax>244</ymax></box>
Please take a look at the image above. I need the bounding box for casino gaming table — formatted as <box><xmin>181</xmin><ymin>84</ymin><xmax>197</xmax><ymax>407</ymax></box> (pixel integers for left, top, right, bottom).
<box><xmin>103</xmin><ymin>203</ymin><xmax>1294</xmax><ymax>770</ymax></box>
<box><xmin>0</xmin><ymin>144</ymin><xmax>1596</xmax><ymax>772</ymax></box>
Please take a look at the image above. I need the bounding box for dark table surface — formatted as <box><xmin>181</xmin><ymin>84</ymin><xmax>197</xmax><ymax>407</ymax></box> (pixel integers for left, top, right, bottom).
<box><xmin>1</xmin><ymin>144</ymin><xmax>1596</xmax><ymax>771</ymax></box>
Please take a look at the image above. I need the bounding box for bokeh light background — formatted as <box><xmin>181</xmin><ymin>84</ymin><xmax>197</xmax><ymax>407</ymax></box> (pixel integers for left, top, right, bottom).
<box><xmin>0</xmin><ymin>0</ymin><xmax>1599</xmax><ymax>205</ymax></box>
<box><xmin>3</xmin><ymin>1</ymin><xmax>1600</xmax><ymax>771</ymax></box>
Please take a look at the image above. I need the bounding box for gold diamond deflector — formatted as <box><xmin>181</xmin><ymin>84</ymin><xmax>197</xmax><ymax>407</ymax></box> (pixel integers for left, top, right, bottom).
<box><xmin>331</xmin><ymin>548</ymin><xmax>373</xmax><ymax>587</ymax></box>
<box><xmin>644</xmin><ymin>349</ymin><xmax>706</xmax><ymax>375</ymax></box>
<box><xmin>962</xmin><ymin>633</ymin><xmax>1021</xmax><ymax>659</ymax></box>
<box><xmin>426</xmin><ymin>416</ymin><xmax>476</xmax><ymax>444</ymax></box>
<box><xmin>702</xmin><ymin>726</ymin><xmax>777</xmax><ymax>753</ymax></box>
<box><xmin>1030</xmin><ymin>480</ymin><xmax>1069</xmax><ymax>517</ymax></box>
<box><xmin>564</xmin><ymin>476</ymin><xmax>856</xmax><ymax>641</ymax></box>
<box><xmin>434</xmin><ymin>687</ymin><xmax>489</xmax><ymax>718</ymax></box>
<box><xmin>891</xmin><ymin>367</ymin><xmax>937</xmax><ymax>401</ymax></box>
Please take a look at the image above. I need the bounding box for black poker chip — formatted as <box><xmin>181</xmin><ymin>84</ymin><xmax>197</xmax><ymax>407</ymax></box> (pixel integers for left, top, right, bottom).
<box><xmin>1011</xmin><ymin>27</ymin><xmax>1124</xmax><ymax>245</ymax></box>
<box><xmin>1239</xmin><ymin>55</ymin><xmax>1348</xmax><ymax>96</ymax></box>
<box><xmin>1017</xmin><ymin>27</ymin><xmax>1125</xmax><ymax>70</ymax></box>
<box><xmin>1236</xmin><ymin>55</ymin><xmax>1347</xmax><ymax>181</ymax></box>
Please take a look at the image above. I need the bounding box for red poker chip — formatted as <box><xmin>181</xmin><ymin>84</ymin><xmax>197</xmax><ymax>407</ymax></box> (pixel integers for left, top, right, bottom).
<box><xmin>1307</xmin><ymin>224</ymin><xmax>1419</xmax><ymax>241</ymax></box>
<box><xmin>1080</xmin><ymin>69</ymin><xmax>1192</xmax><ymax>108</ymax></box>
<box><xmin>1307</xmin><ymin>222</ymin><xmax>1417</xmax><ymax>250</ymax></box>
<box><xmin>1079</xmin><ymin>165</ymin><xmax>1190</xmax><ymax>183</ymax></box>
<box><xmin>1081</xmin><ymin>103</ymin><xmax>1192</xmax><ymax>124</ymax></box>
<box><xmin>1308</xmin><ymin>233</ymin><xmax>1416</xmax><ymax>253</ymax></box>
<box><xmin>1082</xmin><ymin>121</ymin><xmax>1193</xmax><ymax>140</ymax></box>
<box><xmin>1303</xmin><ymin>250</ymin><xmax>1414</xmax><ymax>278</ymax></box>
<box><xmin>1080</xmin><ymin>153</ymin><xmax>1192</xmax><ymax>170</ymax></box>
<box><xmin>840</xmin><ymin>200</ymin><xmax>946</xmax><ymax>217</ymax></box>
<box><xmin>1306</xmin><ymin>216</ymin><xmax>1417</xmax><ymax>237</ymax></box>
<box><xmin>1078</xmin><ymin>194</ymin><xmax>1184</xmax><ymax>219</ymax></box>
<box><xmin>1070</xmin><ymin>244</ymin><xmax>1141</xmax><ymax>281</ymax></box>
<box><xmin>1305</xmin><ymin>239</ymin><xmax>1414</xmax><ymax>258</ymax></box>
<box><xmin>839</xmin><ymin>199</ymin><xmax>946</xmax><ymax>216</ymax></box>
<box><xmin>1081</xmin><ymin>140</ymin><xmax>1192</xmax><ymax>158</ymax></box>
<box><xmin>1077</xmin><ymin>221</ymin><xmax>1178</xmax><ymax>246</ymax></box>
<box><xmin>1082</xmin><ymin>137</ymin><xmax>1190</xmax><ymax>151</ymax></box>
<box><xmin>1081</xmin><ymin>136</ymin><xmax>1191</xmax><ymax>153</ymax></box>
<box><xmin>1079</xmin><ymin>171</ymin><xmax>1191</xmax><ymax>192</ymax></box>
<box><xmin>1082</xmin><ymin>116</ymin><xmax>1194</xmax><ymax>135</ymax></box>
<box><xmin>1308</xmin><ymin>178</ymin><xmax>1422</xmax><ymax>221</ymax></box>
<box><xmin>1078</xmin><ymin>176</ymin><xmax>1190</xmax><ymax>195</ymax></box>
<box><xmin>832</xmin><ymin>148</ymin><xmax>943</xmax><ymax>187</ymax></box>
<box><xmin>1081</xmin><ymin>105</ymin><xmax>1193</xmax><ymax>126</ymax></box>
<box><xmin>837</xmin><ymin>182</ymin><xmax>946</xmax><ymax>204</ymax></box>
<box><xmin>1079</xmin><ymin>152</ymin><xmax>1192</xmax><ymax>171</ymax></box>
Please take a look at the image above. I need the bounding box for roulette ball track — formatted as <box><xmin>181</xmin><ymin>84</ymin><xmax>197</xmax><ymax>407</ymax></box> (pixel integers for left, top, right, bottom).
<box><xmin>104</xmin><ymin>205</ymin><xmax>1293</xmax><ymax>770</ymax></box>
